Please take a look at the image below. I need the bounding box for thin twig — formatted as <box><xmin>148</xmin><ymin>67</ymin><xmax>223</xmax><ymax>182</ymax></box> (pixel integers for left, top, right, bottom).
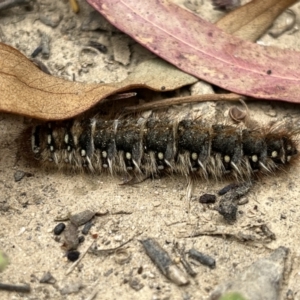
<box><xmin>124</xmin><ymin>93</ymin><xmax>244</xmax><ymax>112</ymax></box>
<box><xmin>90</xmin><ymin>236</ymin><xmax>136</xmax><ymax>256</ymax></box>
<box><xmin>0</xmin><ymin>283</ymin><xmax>30</xmax><ymax>293</ymax></box>
<box><xmin>84</xmin><ymin>279</ymin><xmax>101</xmax><ymax>300</ymax></box>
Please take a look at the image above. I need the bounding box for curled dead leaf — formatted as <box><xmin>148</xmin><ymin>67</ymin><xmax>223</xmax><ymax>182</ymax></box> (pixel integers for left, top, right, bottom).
<box><xmin>216</xmin><ymin>0</ymin><xmax>297</xmax><ymax>42</ymax></box>
<box><xmin>0</xmin><ymin>43</ymin><xmax>197</xmax><ymax>120</ymax></box>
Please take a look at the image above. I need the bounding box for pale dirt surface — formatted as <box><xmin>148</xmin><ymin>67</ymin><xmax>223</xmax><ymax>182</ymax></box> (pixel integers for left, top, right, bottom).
<box><xmin>1</xmin><ymin>1</ymin><xmax>300</xmax><ymax>299</ymax></box>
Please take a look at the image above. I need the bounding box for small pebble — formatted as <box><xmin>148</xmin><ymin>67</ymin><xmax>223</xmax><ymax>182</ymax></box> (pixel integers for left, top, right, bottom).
<box><xmin>199</xmin><ymin>193</ymin><xmax>216</xmax><ymax>204</ymax></box>
<box><xmin>60</xmin><ymin>282</ymin><xmax>83</xmax><ymax>295</ymax></box>
<box><xmin>238</xmin><ymin>197</ymin><xmax>249</xmax><ymax>205</ymax></box>
<box><xmin>63</xmin><ymin>223</ymin><xmax>79</xmax><ymax>250</ymax></box>
<box><xmin>114</xmin><ymin>235</ymin><xmax>123</xmax><ymax>242</ymax></box>
<box><xmin>80</xmin><ymin>11</ymin><xmax>118</xmax><ymax>32</ymax></box>
<box><xmin>39</xmin><ymin>31</ymin><xmax>51</xmax><ymax>59</ymax></box>
<box><xmin>78</xmin><ymin>236</ymin><xmax>85</xmax><ymax>243</ymax></box>
<box><xmin>152</xmin><ymin>201</ymin><xmax>161</xmax><ymax>207</ymax></box>
<box><xmin>70</xmin><ymin>210</ymin><xmax>95</xmax><ymax>226</ymax></box>
<box><xmin>14</xmin><ymin>170</ymin><xmax>26</xmax><ymax>182</ymax></box>
<box><xmin>217</xmin><ymin>199</ymin><xmax>238</xmax><ymax>223</ymax></box>
<box><xmin>40</xmin><ymin>272</ymin><xmax>56</xmax><ymax>284</ymax></box>
<box><xmin>129</xmin><ymin>277</ymin><xmax>144</xmax><ymax>291</ymax></box>
<box><xmin>104</xmin><ymin>268</ymin><xmax>113</xmax><ymax>277</ymax></box>
<box><xmin>53</xmin><ymin>223</ymin><xmax>66</xmax><ymax>235</ymax></box>
<box><xmin>280</xmin><ymin>214</ymin><xmax>287</xmax><ymax>220</ymax></box>
<box><xmin>39</xmin><ymin>13</ymin><xmax>63</xmax><ymax>28</ymax></box>
<box><xmin>67</xmin><ymin>250</ymin><xmax>80</xmax><ymax>262</ymax></box>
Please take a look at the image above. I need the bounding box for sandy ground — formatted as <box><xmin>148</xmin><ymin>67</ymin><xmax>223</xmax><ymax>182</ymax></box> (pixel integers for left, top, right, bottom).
<box><xmin>1</xmin><ymin>0</ymin><xmax>300</xmax><ymax>299</ymax></box>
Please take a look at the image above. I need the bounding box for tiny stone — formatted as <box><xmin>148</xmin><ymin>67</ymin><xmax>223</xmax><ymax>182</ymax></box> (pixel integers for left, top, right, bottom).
<box><xmin>265</xmin><ymin>109</ymin><xmax>277</xmax><ymax>117</ymax></box>
<box><xmin>286</xmin><ymin>289</ymin><xmax>294</xmax><ymax>300</ymax></box>
<box><xmin>199</xmin><ymin>194</ymin><xmax>216</xmax><ymax>204</ymax></box>
<box><xmin>67</xmin><ymin>251</ymin><xmax>80</xmax><ymax>262</ymax></box>
<box><xmin>114</xmin><ymin>235</ymin><xmax>123</xmax><ymax>242</ymax></box>
<box><xmin>63</xmin><ymin>223</ymin><xmax>79</xmax><ymax>250</ymax></box>
<box><xmin>174</xmin><ymin>256</ymin><xmax>181</xmax><ymax>264</ymax></box>
<box><xmin>104</xmin><ymin>268</ymin><xmax>113</xmax><ymax>277</ymax></box>
<box><xmin>217</xmin><ymin>199</ymin><xmax>238</xmax><ymax>223</ymax></box>
<box><xmin>78</xmin><ymin>236</ymin><xmax>85</xmax><ymax>243</ymax></box>
<box><xmin>14</xmin><ymin>170</ymin><xmax>26</xmax><ymax>182</ymax></box>
<box><xmin>111</xmin><ymin>35</ymin><xmax>131</xmax><ymax>65</ymax></box>
<box><xmin>70</xmin><ymin>210</ymin><xmax>95</xmax><ymax>226</ymax></box>
<box><xmin>39</xmin><ymin>13</ymin><xmax>63</xmax><ymax>28</ymax></box>
<box><xmin>53</xmin><ymin>223</ymin><xmax>66</xmax><ymax>235</ymax></box>
<box><xmin>81</xmin><ymin>11</ymin><xmax>119</xmax><ymax>32</ymax></box>
<box><xmin>60</xmin><ymin>282</ymin><xmax>83</xmax><ymax>295</ymax></box>
<box><xmin>238</xmin><ymin>197</ymin><xmax>249</xmax><ymax>205</ymax></box>
<box><xmin>40</xmin><ymin>272</ymin><xmax>56</xmax><ymax>284</ymax></box>
<box><xmin>129</xmin><ymin>277</ymin><xmax>144</xmax><ymax>291</ymax></box>
<box><xmin>153</xmin><ymin>201</ymin><xmax>161</xmax><ymax>207</ymax></box>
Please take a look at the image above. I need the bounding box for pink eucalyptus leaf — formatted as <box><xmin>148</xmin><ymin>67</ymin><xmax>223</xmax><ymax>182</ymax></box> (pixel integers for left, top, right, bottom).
<box><xmin>86</xmin><ymin>0</ymin><xmax>300</xmax><ymax>103</ymax></box>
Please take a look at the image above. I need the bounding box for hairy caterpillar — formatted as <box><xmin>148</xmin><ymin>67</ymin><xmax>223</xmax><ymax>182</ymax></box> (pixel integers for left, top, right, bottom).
<box><xmin>22</xmin><ymin>114</ymin><xmax>298</xmax><ymax>182</ymax></box>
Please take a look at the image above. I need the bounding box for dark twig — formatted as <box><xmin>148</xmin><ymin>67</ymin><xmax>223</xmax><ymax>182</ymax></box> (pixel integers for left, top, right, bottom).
<box><xmin>0</xmin><ymin>282</ymin><xmax>30</xmax><ymax>293</ymax></box>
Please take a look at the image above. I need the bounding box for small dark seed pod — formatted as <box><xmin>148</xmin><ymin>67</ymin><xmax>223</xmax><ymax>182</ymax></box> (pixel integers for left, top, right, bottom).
<box><xmin>31</xmin><ymin>46</ymin><xmax>43</xmax><ymax>58</ymax></box>
<box><xmin>199</xmin><ymin>193</ymin><xmax>216</xmax><ymax>204</ymax></box>
<box><xmin>188</xmin><ymin>249</ymin><xmax>216</xmax><ymax>269</ymax></box>
<box><xmin>78</xmin><ymin>236</ymin><xmax>85</xmax><ymax>243</ymax></box>
<box><xmin>82</xmin><ymin>221</ymin><xmax>93</xmax><ymax>235</ymax></box>
<box><xmin>53</xmin><ymin>223</ymin><xmax>66</xmax><ymax>235</ymax></box>
<box><xmin>67</xmin><ymin>250</ymin><xmax>80</xmax><ymax>262</ymax></box>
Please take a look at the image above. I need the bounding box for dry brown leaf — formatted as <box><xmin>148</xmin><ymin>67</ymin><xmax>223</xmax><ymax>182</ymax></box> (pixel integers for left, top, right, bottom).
<box><xmin>1</xmin><ymin>0</ymin><xmax>296</xmax><ymax>120</ymax></box>
<box><xmin>216</xmin><ymin>0</ymin><xmax>297</xmax><ymax>41</ymax></box>
<box><xmin>0</xmin><ymin>43</ymin><xmax>197</xmax><ymax>120</ymax></box>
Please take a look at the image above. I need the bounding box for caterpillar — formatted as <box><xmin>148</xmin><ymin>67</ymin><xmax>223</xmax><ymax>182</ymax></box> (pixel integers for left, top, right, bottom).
<box><xmin>22</xmin><ymin>114</ymin><xmax>298</xmax><ymax>182</ymax></box>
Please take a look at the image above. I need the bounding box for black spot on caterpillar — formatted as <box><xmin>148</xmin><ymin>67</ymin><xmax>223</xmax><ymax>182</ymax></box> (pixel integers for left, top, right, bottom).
<box><xmin>21</xmin><ymin>115</ymin><xmax>298</xmax><ymax>182</ymax></box>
